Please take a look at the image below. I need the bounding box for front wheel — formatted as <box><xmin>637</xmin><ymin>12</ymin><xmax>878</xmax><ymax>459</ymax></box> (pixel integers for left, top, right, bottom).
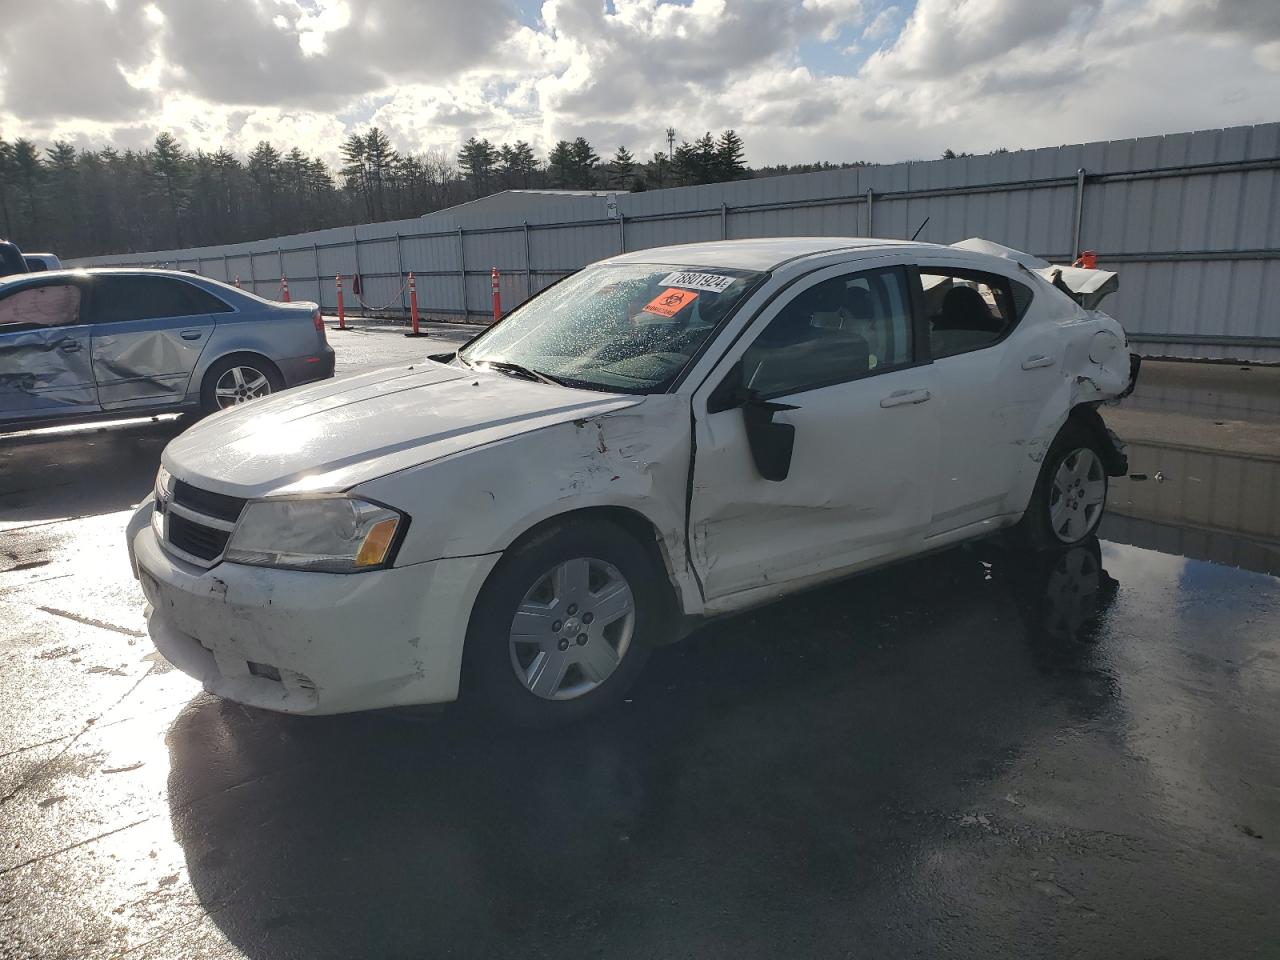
<box><xmin>1013</xmin><ymin>422</ymin><xmax>1109</xmax><ymax>551</ymax></box>
<box><xmin>465</xmin><ymin>519</ymin><xmax>667</xmax><ymax>727</ymax></box>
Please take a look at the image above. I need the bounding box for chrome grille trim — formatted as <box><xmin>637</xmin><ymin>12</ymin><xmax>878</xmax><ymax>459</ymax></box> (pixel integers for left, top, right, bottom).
<box><xmin>166</xmin><ymin>501</ymin><xmax>237</xmax><ymax>532</ymax></box>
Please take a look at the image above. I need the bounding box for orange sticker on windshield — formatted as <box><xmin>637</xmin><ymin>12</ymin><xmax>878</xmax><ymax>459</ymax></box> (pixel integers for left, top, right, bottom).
<box><xmin>642</xmin><ymin>288</ymin><xmax>699</xmax><ymax>318</ymax></box>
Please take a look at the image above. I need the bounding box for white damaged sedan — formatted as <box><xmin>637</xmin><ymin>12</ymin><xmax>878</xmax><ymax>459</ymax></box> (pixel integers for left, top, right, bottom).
<box><xmin>127</xmin><ymin>237</ymin><xmax>1139</xmax><ymax>725</ymax></box>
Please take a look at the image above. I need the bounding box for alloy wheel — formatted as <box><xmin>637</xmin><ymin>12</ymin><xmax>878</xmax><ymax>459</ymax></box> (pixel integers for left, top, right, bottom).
<box><xmin>214</xmin><ymin>365</ymin><xmax>272</xmax><ymax>408</ymax></box>
<box><xmin>508</xmin><ymin>556</ymin><xmax>636</xmax><ymax>700</ymax></box>
<box><xmin>1049</xmin><ymin>447</ymin><xmax>1106</xmax><ymax>543</ymax></box>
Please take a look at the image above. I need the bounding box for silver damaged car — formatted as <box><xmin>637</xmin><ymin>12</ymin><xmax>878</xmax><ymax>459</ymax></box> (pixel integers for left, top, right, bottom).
<box><xmin>0</xmin><ymin>268</ymin><xmax>335</xmax><ymax>428</ymax></box>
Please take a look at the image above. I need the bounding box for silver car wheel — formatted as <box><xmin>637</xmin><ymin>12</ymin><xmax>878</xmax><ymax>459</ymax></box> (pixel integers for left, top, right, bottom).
<box><xmin>1049</xmin><ymin>447</ymin><xmax>1106</xmax><ymax>543</ymax></box>
<box><xmin>214</xmin><ymin>365</ymin><xmax>272</xmax><ymax>408</ymax></box>
<box><xmin>508</xmin><ymin>556</ymin><xmax>636</xmax><ymax>701</ymax></box>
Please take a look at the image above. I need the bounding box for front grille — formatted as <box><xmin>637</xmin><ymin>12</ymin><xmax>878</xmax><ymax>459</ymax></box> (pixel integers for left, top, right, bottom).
<box><xmin>167</xmin><ymin>511</ymin><xmax>231</xmax><ymax>562</ymax></box>
<box><xmin>174</xmin><ymin>481</ymin><xmax>246</xmax><ymax>523</ymax></box>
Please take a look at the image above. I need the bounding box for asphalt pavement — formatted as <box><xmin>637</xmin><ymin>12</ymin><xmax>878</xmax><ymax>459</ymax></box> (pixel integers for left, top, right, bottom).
<box><xmin>1</xmin><ymin>336</ymin><xmax>1277</xmax><ymax>959</ymax></box>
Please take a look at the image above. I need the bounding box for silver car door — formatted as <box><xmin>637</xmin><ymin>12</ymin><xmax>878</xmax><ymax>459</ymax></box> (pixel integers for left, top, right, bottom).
<box><xmin>0</xmin><ymin>280</ymin><xmax>98</xmax><ymax>425</ymax></box>
<box><xmin>85</xmin><ymin>274</ymin><xmax>218</xmax><ymax>409</ymax></box>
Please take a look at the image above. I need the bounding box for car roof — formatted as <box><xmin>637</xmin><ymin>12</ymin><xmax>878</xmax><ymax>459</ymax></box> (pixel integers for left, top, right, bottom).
<box><xmin>0</xmin><ymin>266</ymin><xmax>216</xmax><ymax>288</ymax></box>
<box><xmin>602</xmin><ymin>237</ymin><xmax>989</xmax><ymax>272</ymax></box>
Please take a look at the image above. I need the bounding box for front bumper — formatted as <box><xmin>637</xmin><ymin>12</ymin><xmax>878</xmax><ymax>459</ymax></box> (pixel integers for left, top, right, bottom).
<box><xmin>127</xmin><ymin>501</ymin><xmax>498</xmax><ymax>715</ymax></box>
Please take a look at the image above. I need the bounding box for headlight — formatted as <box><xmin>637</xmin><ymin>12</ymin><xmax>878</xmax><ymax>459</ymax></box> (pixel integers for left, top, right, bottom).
<box><xmin>155</xmin><ymin>464</ymin><xmax>174</xmax><ymax>500</ymax></box>
<box><xmin>225</xmin><ymin>497</ymin><xmax>405</xmax><ymax>573</ymax></box>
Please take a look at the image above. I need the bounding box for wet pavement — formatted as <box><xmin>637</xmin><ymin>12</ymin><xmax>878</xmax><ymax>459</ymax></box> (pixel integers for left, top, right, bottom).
<box><xmin>1</xmin><ymin>339</ymin><xmax>1277</xmax><ymax>959</ymax></box>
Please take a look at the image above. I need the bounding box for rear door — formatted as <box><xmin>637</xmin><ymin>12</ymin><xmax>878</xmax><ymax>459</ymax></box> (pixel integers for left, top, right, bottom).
<box><xmin>0</xmin><ymin>279</ymin><xmax>98</xmax><ymax>423</ymax></box>
<box><xmin>914</xmin><ymin>262</ymin><xmax>1047</xmax><ymax>536</ymax></box>
<box><xmin>83</xmin><ymin>274</ymin><xmax>226</xmax><ymax>409</ymax></box>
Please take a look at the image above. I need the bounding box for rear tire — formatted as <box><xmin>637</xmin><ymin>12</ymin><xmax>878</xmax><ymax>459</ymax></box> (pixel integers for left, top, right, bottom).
<box><xmin>465</xmin><ymin>518</ymin><xmax>667</xmax><ymax>728</ymax></box>
<box><xmin>200</xmin><ymin>355</ymin><xmax>283</xmax><ymax>414</ymax></box>
<box><xmin>1012</xmin><ymin>420</ymin><xmax>1109</xmax><ymax>551</ymax></box>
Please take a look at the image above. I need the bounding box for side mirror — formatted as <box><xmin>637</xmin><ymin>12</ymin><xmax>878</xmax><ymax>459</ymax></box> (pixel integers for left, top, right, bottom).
<box><xmin>706</xmin><ymin>360</ymin><xmax>797</xmax><ymax>482</ymax></box>
<box><xmin>707</xmin><ymin>360</ymin><xmax>749</xmax><ymax>413</ymax></box>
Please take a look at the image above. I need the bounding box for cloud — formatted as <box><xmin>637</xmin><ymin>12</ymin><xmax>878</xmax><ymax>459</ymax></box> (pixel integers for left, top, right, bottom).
<box><xmin>0</xmin><ymin>0</ymin><xmax>1278</xmax><ymax>173</ymax></box>
<box><xmin>862</xmin><ymin>5</ymin><xmax>899</xmax><ymax>40</ymax></box>
<box><xmin>0</xmin><ymin>0</ymin><xmax>160</xmax><ymax>121</ymax></box>
<box><xmin>152</xmin><ymin>0</ymin><xmax>383</xmax><ymax>107</ymax></box>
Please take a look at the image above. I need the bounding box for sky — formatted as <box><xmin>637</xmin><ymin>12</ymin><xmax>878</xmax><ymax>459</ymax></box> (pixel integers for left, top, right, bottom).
<box><xmin>0</xmin><ymin>0</ymin><xmax>1277</xmax><ymax>168</ymax></box>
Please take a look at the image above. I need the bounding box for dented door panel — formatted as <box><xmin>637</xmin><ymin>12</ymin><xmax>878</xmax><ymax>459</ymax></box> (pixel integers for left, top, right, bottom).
<box><xmin>0</xmin><ymin>324</ymin><xmax>98</xmax><ymax>423</ymax></box>
<box><xmin>691</xmin><ymin>368</ymin><xmax>938</xmax><ymax>606</ymax></box>
<box><xmin>91</xmin><ymin>314</ymin><xmax>214</xmax><ymax>408</ymax></box>
<box><xmin>686</xmin><ymin>254</ymin><xmax>940</xmax><ymax>607</ymax></box>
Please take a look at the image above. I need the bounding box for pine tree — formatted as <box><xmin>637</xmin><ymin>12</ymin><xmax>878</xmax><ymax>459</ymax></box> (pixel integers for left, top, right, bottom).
<box><xmin>671</xmin><ymin>141</ymin><xmax>697</xmax><ymax>186</ymax></box>
<box><xmin>646</xmin><ymin>152</ymin><xmax>671</xmax><ymax>190</ymax></box>
<box><xmin>340</xmin><ymin>132</ymin><xmax>372</xmax><ymax>220</ymax></box>
<box><xmin>714</xmin><ymin>130</ymin><xmax>747</xmax><ymax>181</ymax></box>
<box><xmin>0</xmin><ymin>139</ymin><xmax>14</xmax><ymax>237</ymax></box>
<box><xmin>511</xmin><ymin>141</ymin><xmax>537</xmax><ymax>188</ymax></box>
<box><xmin>151</xmin><ymin>133</ymin><xmax>188</xmax><ymax>247</ymax></box>
<box><xmin>247</xmin><ymin>141</ymin><xmax>282</xmax><ymax>235</ymax></box>
<box><xmin>364</xmin><ymin>128</ymin><xmax>396</xmax><ymax>219</ymax></box>
<box><xmin>497</xmin><ymin>143</ymin><xmax>517</xmax><ymax>190</ymax></box>
<box><xmin>44</xmin><ymin>142</ymin><xmax>80</xmax><ymax>252</ymax></box>
<box><xmin>547</xmin><ymin>140</ymin><xmax>573</xmax><ymax>189</ymax></box>
<box><xmin>11</xmin><ymin>139</ymin><xmax>44</xmax><ymax>244</ymax></box>
<box><xmin>570</xmin><ymin>137</ymin><xmax>599</xmax><ymax>189</ymax></box>
<box><xmin>609</xmin><ymin>146</ymin><xmax>635</xmax><ymax>191</ymax></box>
<box><xmin>457</xmin><ymin>137</ymin><xmax>496</xmax><ymax>198</ymax></box>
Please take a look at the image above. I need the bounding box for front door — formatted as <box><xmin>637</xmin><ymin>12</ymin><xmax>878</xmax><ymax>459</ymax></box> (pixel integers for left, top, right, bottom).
<box><xmin>0</xmin><ymin>280</ymin><xmax>98</xmax><ymax>424</ymax></box>
<box><xmin>689</xmin><ymin>261</ymin><xmax>939</xmax><ymax>608</ymax></box>
<box><xmin>83</xmin><ymin>274</ymin><xmax>218</xmax><ymax>409</ymax></box>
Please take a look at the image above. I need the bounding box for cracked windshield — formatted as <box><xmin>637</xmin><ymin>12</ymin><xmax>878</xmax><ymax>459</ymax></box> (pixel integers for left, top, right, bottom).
<box><xmin>460</xmin><ymin>265</ymin><xmax>763</xmax><ymax>392</ymax></box>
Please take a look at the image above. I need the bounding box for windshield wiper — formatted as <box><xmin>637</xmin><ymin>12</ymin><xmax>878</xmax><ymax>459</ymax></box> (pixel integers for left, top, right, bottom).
<box><xmin>470</xmin><ymin>358</ymin><xmax>565</xmax><ymax>387</ymax></box>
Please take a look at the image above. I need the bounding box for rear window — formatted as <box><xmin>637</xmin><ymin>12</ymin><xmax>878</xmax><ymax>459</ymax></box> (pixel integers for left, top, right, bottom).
<box><xmin>920</xmin><ymin>268</ymin><xmax>1030</xmax><ymax>359</ymax></box>
<box><xmin>84</xmin><ymin>275</ymin><xmax>232</xmax><ymax>324</ymax></box>
<box><xmin>0</xmin><ymin>243</ymin><xmax>28</xmax><ymax>278</ymax></box>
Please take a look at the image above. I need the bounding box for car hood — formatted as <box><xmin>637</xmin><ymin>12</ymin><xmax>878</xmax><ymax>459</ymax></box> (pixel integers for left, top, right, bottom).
<box><xmin>163</xmin><ymin>361</ymin><xmax>642</xmax><ymax>498</ymax></box>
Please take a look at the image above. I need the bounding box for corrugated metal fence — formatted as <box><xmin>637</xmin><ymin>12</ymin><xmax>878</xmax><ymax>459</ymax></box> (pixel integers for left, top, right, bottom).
<box><xmin>72</xmin><ymin>122</ymin><xmax>1280</xmax><ymax>362</ymax></box>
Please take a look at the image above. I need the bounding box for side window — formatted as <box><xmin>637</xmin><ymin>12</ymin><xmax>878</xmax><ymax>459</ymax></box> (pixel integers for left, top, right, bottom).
<box><xmin>0</xmin><ymin>285</ymin><xmax>82</xmax><ymax>332</ymax></box>
<box><xmin>180</xmin><ymin>283</ymin><xmax>234</xmax><ymax>314</ymax></box>
<box><xmin>84</xmin><ymin>276</ymin><xmax>224</xmax><ymax>324</ymax></box>
<box><xmin>921</xmin><ymin>268</ymin><xmax>1028</xmax><ymax>359</ymax></box>
<box><xmin>741</xmin><ymin>266</ymin><xmax>914</xmax><ymax>397</ymax></box>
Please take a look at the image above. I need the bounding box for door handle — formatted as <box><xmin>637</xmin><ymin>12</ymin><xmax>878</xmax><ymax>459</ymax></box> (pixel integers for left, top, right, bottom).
<box><xmin>880</xmin><ymin>388</ymin><xmax>931</xmax><ymax>408</ymax></box>
<box><xmin>180</xmin><ymin>330</ymin><xmax>204</xmax><ymax>341</ymax></box>
<box><xmin>57</xmin><ymin>338</ymin><xmax>81</xmax><ymax>353</ymax></box>
<box><xmin>1022</xmin><ymin>354</ymin><xmax>1055</xmax><ymax>370</ymax></box>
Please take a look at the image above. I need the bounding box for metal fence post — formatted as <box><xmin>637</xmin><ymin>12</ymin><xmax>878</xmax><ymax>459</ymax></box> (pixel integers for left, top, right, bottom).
<box><xmin>457</xmin><ymin>227</ymin><xmax>467</xmax><ymax>319</ymax></box>
<box><xmin>866</xmin><ymin>189</ymin><xmax>874</xmax><ymax>237</ymax></box>
<box><xmin>352</xmin><ymin>228</ymin><xmax>363</xmax><ymax>316</ymax></box>
<box><xmin>248</xmin><ymin>248</ymin><xmax>257</xmax><ymax>293</ymax></box>
<box><xmin>395</xmin><ymin>233</ymin><xmax>407</xmax><ymax>315</ymax></box>
<box><xmin>1072</xmin><ymin>168</ymin><xmax>1086</xmax><ymax>260</ymax></box>
<box><xmin>720</xmin><ymin>202</ymin><xmax>728</xmax><ymax>240</ymax></box>
<box><xmin>523</xmin><ymin>221</ymin><xmax>532</xmax><ymax>300</ymax></box>
<box><xmin>277</xmin><ymin>247</ymin><xmax>285</xmax><ymax>293</ymax></box>
<box><xmin>312</xmin><ymin>244</ymin><xmax>321</xmax><ymax>308</ymax></box>
<box><xmin>619</xmin><ymin>215</ymin><xmax>626</xmax><ymax>253</ymax></box>
<box><xmin>221</xmin><ymin>254</ymin><xmax>229</xmax><ymax>282</ymax></box>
